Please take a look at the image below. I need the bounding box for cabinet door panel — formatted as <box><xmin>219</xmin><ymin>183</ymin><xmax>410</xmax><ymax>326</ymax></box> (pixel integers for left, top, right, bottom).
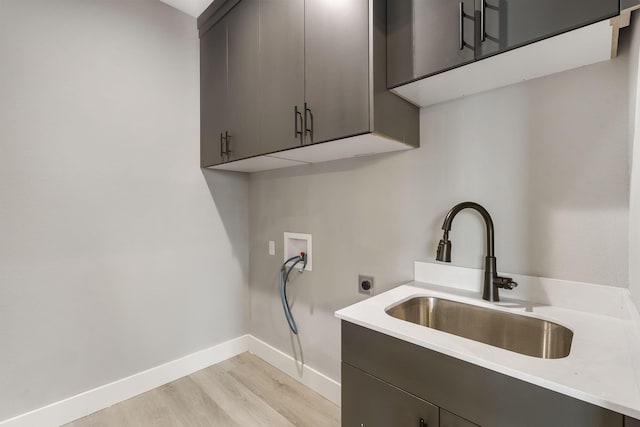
<box><xmin>342</xmin><ymin>363</ymin><xmax>439</xmax><ymax>427</ymax></box>
<box><xmin>304</xmin><ymin>0</ymin><xmax>370</xmax><ymax>144</ymax></box>
<box><xmin>626</xmin><ymin>416</ymin><xmax>640</xmax><ymax>427</ymax></box>
<box><xmin>441</xmin><ymin>409</ymin><xmax>479</xmax><ymax>427</ymax></box>
<box><xmin>387</xmin><ymin>0</ymin><xmax>414</xmax><ymax>87</ymax></box>
<box><xmin>478</xmin><ymin>0</ymin><xmax>619</xmax><ymax>58</ymax></box>
<box><xmin>200</xmin><ymin>22</ymin><xmax>227</xmax><ymax>167</ymax></box>
<box><xmin>226</xmin><ymin>0</ymin><xmax>260</xmax><ymax>160</ymax></box>
<box><xmin>259</xmin><ymin>0</ymin><xmax>304</xmax><ymax>153</ymax></box>
<box><xmin>413</xmin><ymin>0</ymin><xmax>475</xmax><ymax>79</ymax></box>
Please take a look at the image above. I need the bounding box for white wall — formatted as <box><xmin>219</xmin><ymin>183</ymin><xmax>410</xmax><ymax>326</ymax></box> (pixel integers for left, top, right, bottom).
<box><xmin>630</xmin><ymin>12</ymin><xmax>640</xmax><ymax>312</ymax></box>
<box><xmin>0</xmin><ymin>0</ymin><xmax>249</xmax><ymax>421</ymax></box>
<box><xmin>249</xmin><ymin>37</ymin><xmax>631</xmax><ymax>382</ymax></box>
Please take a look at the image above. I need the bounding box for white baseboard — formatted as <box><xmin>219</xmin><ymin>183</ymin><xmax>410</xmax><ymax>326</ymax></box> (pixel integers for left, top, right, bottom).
<box><xmin>247</xmin><ymin>336</ymin><xmax>341</xmax><ymax>406</ymax></box>
<box><xmin>0</xmin><ymin>334</ymin><xmax>342</xmax><ymax>427</ymax></box>
<box><xmin>0</xmin><ymin>335</ymin><xmax>250</xmax><ymax>427</ymax></box>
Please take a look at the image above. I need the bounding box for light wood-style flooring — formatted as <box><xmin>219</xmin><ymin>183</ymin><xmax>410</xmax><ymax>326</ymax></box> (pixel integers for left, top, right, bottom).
<box><xmin>65</xmin><ymin>352</ymin><xmax>340</xmax><ymax>427</ymax></box>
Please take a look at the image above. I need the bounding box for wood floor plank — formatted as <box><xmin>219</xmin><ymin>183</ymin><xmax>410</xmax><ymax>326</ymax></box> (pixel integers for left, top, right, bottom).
<box><xmin>63</xmin><ymin>352</ymin><xmax>340</xmax><ymax>427</ymax></box>
<box><xmin>69</xmin><ymin>389</ymin><xmax>173</xmax><ymax>427</ymax></box>
<box><xmin>154</xmin><ymin>377</ymin><xmax>241</xmax><ymax>427</ymax></box>
<box><xmin>65</xmin><ymin>403</ymin><xmax>128</xmax><ymax>427</ymax></box>
<box><xmin>117</xmin><ymin>389</ymin><xmax>176</xmax><ymax>427</ymax></box>
<box><xmin>191</xmin><ymin>364</ymin><xmax>294</xmax><ymax>427</ymax></box>
<box><xmin>226</xmin><ymin>353</ymin><xmax>340</xmax><ymax>427</ymax></box>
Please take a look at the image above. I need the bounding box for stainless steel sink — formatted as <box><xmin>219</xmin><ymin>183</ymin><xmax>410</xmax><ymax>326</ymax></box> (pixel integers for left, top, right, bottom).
<box><xmin>385</xmin><ymin>296</ymin><xmax>573</xmax><ymax>359</ymax></box>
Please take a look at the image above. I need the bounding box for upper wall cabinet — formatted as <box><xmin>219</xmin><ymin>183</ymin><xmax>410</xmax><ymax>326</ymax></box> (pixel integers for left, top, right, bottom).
<box><xmin>258</xmin><ymin>0</ymin><xmax>304</xmax><ymax>154</ymax></box>
<box><xmin>200</xmin><ymin>19</ymin><xmax>227</xmax><ymax>167</ymax></box>
<box><xmin>198</xmin><ymin>0</ymin><xmax>419</xmax><ymax>173</ymax></box>
<box><xmin>200</xmin><ymin>0</ymin><xmax>260</xmax><ymax>166</ymax></box>
<box><xmin>387</xmin><ymin>0</ymin><xmax>476</xmax><ymax>85</ymax></box>
<box><xmin>259</xmin><ymin>0</ymin><xmax>369</xmax><ymax>148</ymax></box>
<box><xmin>388</xmin><ymin>0</ymin><xmax>625</xmax><ymax>107</ymax></box>
<box><xmin>477</xmin><ymin>0</ymin><xmax>619</xmax><ymax>58</ymax></box>
<box><xmin>303</xmin><ymin>0</ymin><xmax>370</xmax><ymax>144</ymax></box>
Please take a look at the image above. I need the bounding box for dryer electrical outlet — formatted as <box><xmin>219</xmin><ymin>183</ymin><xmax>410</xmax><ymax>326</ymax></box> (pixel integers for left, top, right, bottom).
<box><xmin>284</xmin><ymin>232</ymin><xmax>312</xmax><ymax>271</ymax></box>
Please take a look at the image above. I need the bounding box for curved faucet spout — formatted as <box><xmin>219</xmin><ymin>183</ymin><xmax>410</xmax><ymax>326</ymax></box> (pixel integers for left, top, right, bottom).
<box><xmin>441</xmin><ymin>201</ymin><xmax>495</xmax><ymax>257</ymax></box>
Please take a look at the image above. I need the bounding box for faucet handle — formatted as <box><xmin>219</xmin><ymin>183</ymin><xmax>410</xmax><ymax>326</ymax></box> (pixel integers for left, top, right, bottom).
<box><xmin>495</xmin><ymin>276</ymin><xmax>518</xmax><ymax>290</ymax></box>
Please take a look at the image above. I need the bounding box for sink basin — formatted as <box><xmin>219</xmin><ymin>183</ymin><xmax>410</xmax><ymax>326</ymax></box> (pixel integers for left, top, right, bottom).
<box><xmin>385</xmin><ymin>296</ymin><xmax>573</xmax><ymax>359</ymax></box>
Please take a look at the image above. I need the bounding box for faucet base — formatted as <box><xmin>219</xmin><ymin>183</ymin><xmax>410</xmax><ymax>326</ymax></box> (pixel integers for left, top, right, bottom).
<box><xmin>483</xmin><ymin>256</ymin><xmax>518</xmax><ymax>301</ymax></box>
<box><xmin>483</xmin><ymin>256</ymin><xmax>500</xmax><ymax>302</ymax></box>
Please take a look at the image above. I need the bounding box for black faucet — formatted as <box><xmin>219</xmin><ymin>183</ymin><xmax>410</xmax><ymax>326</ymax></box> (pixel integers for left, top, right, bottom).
<box><xmin>435</xmin><ymin>202</ymin><xmax>517</xmax><ymax>302</ymax></box>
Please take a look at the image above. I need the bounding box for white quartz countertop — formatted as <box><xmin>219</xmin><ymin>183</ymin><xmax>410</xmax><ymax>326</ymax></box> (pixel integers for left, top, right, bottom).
<box><xmin>335</xmin><ymin>262</ymin><xmax>640</xmax><ymax>419</ymax></box>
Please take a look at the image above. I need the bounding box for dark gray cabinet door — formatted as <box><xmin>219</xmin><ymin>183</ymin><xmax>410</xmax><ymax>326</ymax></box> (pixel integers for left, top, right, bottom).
<box><xmin>342</xmin><ymin>363</ymin><xmax>439</xmax><ymax>427</ymax></box>
<box><xmin>388</xmin><ymin>0</ymin><xmax>619</xmax><ymax>88</ymax></box>
<box><xmin>477</xmin><ymin>0</ymin><xmax>619</xmax><ymax>58</ymax></box>
<box><xmin>386</xmin><ymin>0</ymin><xmax>414</xmax><ymax>87</ymax></box>
<box><xmin>226</xmin><ymin>0</ymin><xmax>260</xmax><ymax>161</ymax></box>
<box><xmin>200</xmin><ymin>21</ymin><xmax>227</xmax><ymax>167</ymax></box>
<box><xmin>259</xmin><ymin>0</ymin><xmax>304</xmax><ymax>154</ymax></box>
<box><xmin>626</xmin><ymin>416</ymin><xmax>640</xmax><ymax>427</ymax></box>
<box><xmin>304</xmin><ymin>0</ymin><xmax>370</xmax><ymax>144</ymax></box>
<box><xmin>441</xmin><ymin>409</ymin><xmax>479</xmax><ymax>427</ymax></box>
<box><xmin>387</xmin><ymin>0</ymin><xmax>475</xmax><ymax>87</ymax></box>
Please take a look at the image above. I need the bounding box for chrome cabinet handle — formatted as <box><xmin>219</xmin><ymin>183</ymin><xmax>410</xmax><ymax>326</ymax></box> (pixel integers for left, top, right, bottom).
<box><xmin>304</xmin><ymin>102</ymin><xmax>314</xmax><ymax>144</ymax></box>
<box><xmin>220</xmin><ymin>132</ymin><xmax>230</xmax><ymax>161</ymax></box>
<box><xmin>224</xmin><ymin>131</ymin><xmax>231</xmax><ymax>157</ymax></box>
<box><xmin>480</xmin><ymin>0</ymin><xmax>486</xmax><ymax>42</ymax></box>
<box><xmin>295</xmin><ymin>105</ymin><xmax>303</xmax><ymax>145</ymax></box>
<box><xmin>459</xmin><ymin>3</ymin><xmax>464</xmax><ymax>50</ymax></box>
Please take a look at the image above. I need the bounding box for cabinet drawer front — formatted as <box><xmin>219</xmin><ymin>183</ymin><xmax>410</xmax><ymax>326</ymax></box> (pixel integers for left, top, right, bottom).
<box><xmin>342</xmin><ymin>321</ymin><xmax>622</xmax><ymax>427</ymax></box>
<box><xmin>342</xmin><ymin>362</ymin><xmax>439</xmax><ymax>427</ymax></box>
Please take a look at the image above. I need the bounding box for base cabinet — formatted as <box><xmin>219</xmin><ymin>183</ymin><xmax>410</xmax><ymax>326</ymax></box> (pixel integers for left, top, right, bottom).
<box><xmin>342</xmin><ymin>362</ymin><xmax>478</xmax><ymax>427</ymax></box>
<box><xmin>440</xmin><ymin>409</ymin><xmax>478</xmax><ymax>427</ymax></box>
<box><xmin>627</xmin><ymin>417</ymin><xmax>640</xmax><ymax>427</ymax></box>
<box><xmin>342</xmin><ymin>363</ymin><xmax>440</xmax><ymax>427</ymax></box>
<box><xmin>341</xmin><ymin>321</ymin><xmax>626</xmax><ymax>427</ymax></box>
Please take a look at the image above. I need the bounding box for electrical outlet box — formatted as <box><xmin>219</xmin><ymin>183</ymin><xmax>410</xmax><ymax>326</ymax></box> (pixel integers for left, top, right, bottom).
<box><xmin>284</xmin><ymin>232</ymin><xmax>312</xmax><ymax>271</ymax></box>
<box><xmin>359</xmin><ymin>275</ymin><xmax>374</xmax><ymax>296</ymax></box>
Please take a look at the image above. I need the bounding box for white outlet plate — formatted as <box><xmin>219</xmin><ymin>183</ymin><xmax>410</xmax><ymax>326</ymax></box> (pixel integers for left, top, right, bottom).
<box><xmin>284</xmin><ymin>232</ymin><xmax>312</xmax><ymax>271</ymax></box>
<box><xmin>358</xmin><ymin>274</ymin><xmax>374</xmax><ymax>296</ymax></box>
<box><xmin>268</xmin><ymin>240</ymin><xmax>275</xmax><ymax>256</ymax></box>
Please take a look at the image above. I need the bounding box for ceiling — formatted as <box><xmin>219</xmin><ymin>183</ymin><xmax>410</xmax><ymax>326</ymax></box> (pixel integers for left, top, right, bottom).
<box><xmin>159</xmin><ymin>0</ymin><xmax>213</xmax><ymax>17</ymax></box>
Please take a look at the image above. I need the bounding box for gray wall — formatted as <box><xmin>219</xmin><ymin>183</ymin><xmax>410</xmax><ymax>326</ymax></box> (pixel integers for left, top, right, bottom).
<box><xmin>0</xmin><ymin>0</ymin><xmax>248</xmax><ymax>421</ymax></box>
<box><xmin>250</xmin><ymin>38</ymin><xmax>631</xmax><ymax>381</ymax></box>
<box><xmin>630</xmin><ymin>12</ymin><xmax>640</xmax><ymax>312</ymax></box>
